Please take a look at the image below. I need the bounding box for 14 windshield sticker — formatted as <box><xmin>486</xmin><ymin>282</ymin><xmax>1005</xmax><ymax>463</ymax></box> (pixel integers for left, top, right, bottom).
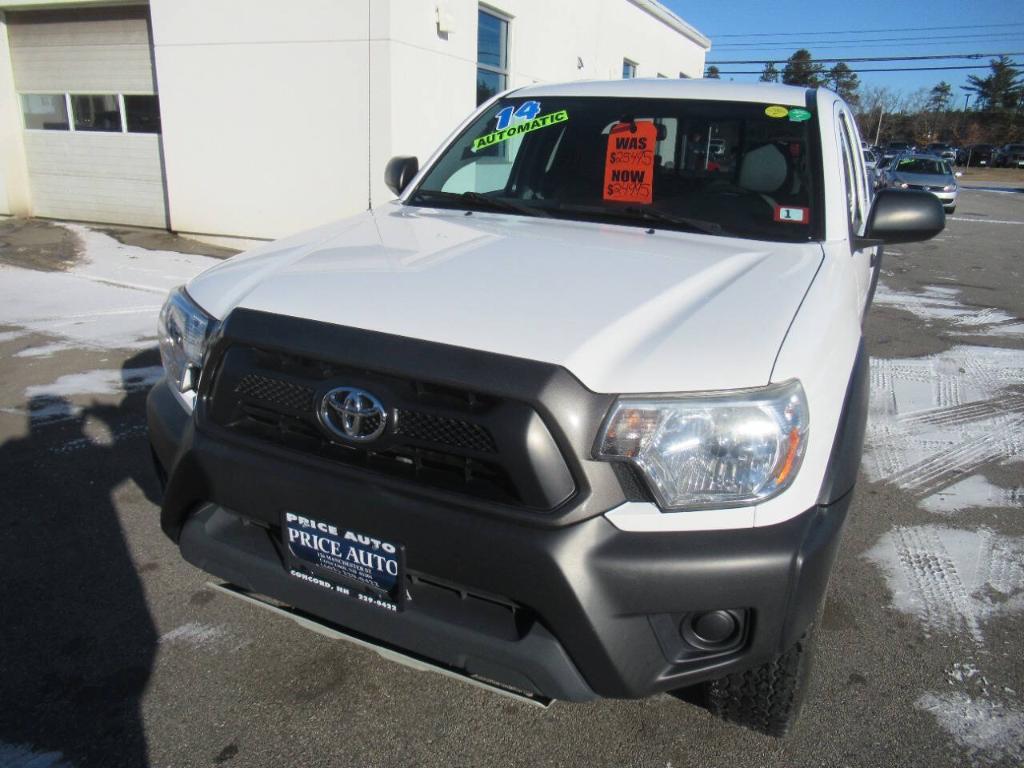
<box><xmin>472</xmin><ymin>100</ymin><xmax>569</xmax><ymax>152</ymax></box>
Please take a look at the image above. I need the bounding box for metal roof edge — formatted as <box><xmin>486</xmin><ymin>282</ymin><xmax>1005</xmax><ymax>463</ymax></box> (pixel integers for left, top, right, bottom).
<box><xmin>627</xmin><ymin>0</ymin><xmax>711</xmax><ymax>50</ymax></box>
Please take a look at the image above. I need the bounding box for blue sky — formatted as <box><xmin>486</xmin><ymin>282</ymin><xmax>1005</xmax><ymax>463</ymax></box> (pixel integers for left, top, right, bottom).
<box><xmin>662</xmin><ymin>0</ymin><xmax>1023</xmax><ymax>100</ymax></box>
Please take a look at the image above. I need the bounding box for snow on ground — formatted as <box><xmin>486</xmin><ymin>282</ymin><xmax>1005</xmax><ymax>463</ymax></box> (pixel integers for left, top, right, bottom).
<box><xmin>0</xmin><ymin>223</ymin><xmax>218</xmax><ymax>354</ymax></box>
<box><xmin>23</xmin><ymin>367</ymin><xmax>163</xmax><ymax>400</ymax></box>
<box><xmin>864</xmin><ymin>345</ymin><xmax>1024</xmax><ymax>498</ymax></box>
<box><xmin>916</xmin><ymin>692</ymin><xmax>1024</xmax><ymax>767</ymax></box>
<box><xmin>874</xmin><ymin>283</ymin><xmax>1024</xmax><ymax>338</ymax></box>
<box><xmin>159</xmin><ymin>621</ymin><xmax>250</xmax><ymax>652</ymax></box>
<box><xmin>0</xmin><ymin>742</ymin><xmax>74</xmax><ymax>768</ymax></box>
<box><xmin>921</xmin><ymin>474</ymin><xmax>1024</xmax><ymax>516</ymax></box>
<box><xmin>864</xmin><ymin>282</ymin><xmax>1024</xmax><ymax>764</ymax></box>
<box><xmin>863</xmin><ymin>525</ymin><xmax>1024</xmax><ymax>645</ymax></box>
<box><xmin>2</xmin><ymin>366</ymin><xmax>166</xmax><ymax>424</ymax></box>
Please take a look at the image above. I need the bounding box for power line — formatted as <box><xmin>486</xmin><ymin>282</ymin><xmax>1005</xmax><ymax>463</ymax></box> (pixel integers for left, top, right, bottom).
<box><xmin>711</xmin><ymin>40</ymin><xmax>1024</xmax><ymax>54</ymax></box>
<box><xmin>716</xmin><ymin>64</ymin><xmax>1018</xmax><ymax>75</ymax></box>
<box><xmin>709</xmin><ymin>22</ymin><xmax>1024</xmax><ymax>38</ymax></box>
<box><xmin>708</xmin><ymin>52</ymin><xmax>1024</xmax><ymax>65</ymax></box>
<box><xmin>714</xmin><ymin>32</ymin><xmax>1024</xmax><ymax>48</ymax></box>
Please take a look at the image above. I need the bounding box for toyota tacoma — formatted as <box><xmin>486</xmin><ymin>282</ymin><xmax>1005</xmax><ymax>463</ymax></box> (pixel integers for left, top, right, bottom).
<box><xmin>148</xmin><ymin>80</ymin><xmax>944</xmax><ymax>736</ymax></box>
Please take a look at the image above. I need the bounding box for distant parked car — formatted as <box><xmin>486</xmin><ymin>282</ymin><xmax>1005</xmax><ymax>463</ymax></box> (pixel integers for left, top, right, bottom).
<box><xmin>882</xmin><ymin>141</ymin><xmax>914</xmax><ymax>163</ymax></box>
<box><xmin>926</xmin><ymin>143</ymin><xmax>958</xmax><ymax>164</ymax></box>
<box><xmin>884</xmin><ymin>153</ymin><xmax>961</xmax><ymax>213</ymax></box>
<box><xmin>994</xmin><ymin>143</ymin><xmax>1024</xmax><ymax>168</ymax></box>
<box><xmin>863</xmin><ymin>148</ymin><xmax>881</xmax><ymax>187</ymax></box>
<box><xmin>965</xmin><ymin>144</ymin><xmax>995</xmax><ymax>167</ymax></box>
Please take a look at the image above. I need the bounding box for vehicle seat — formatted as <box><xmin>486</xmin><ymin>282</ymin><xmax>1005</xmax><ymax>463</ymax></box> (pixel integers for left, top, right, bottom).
<box><xmin>738</xmin><ymin>144</ymin><xmax>789</xmax><ymax>195</ymax></box>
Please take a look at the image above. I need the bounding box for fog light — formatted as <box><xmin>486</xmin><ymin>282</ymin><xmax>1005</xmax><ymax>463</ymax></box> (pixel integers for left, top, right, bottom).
<box><xmin>681</xmin><ymin>610</ymin><xmax>741</xmax><ymax>650</ymax></box>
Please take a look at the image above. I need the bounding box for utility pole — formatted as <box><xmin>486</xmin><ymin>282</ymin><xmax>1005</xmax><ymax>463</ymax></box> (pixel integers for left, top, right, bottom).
<box><xmin>874</xmin><ymin>108</ymin><xmax>884</xmax><ymax>146</ymax></box>
<box><xmin>962</xmin><ymin>94</ymin><xmax>972</xmax><ymax>168</ymax></box>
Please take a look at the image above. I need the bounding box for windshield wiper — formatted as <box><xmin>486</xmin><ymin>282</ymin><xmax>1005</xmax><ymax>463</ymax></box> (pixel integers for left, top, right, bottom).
<box><xmin>621</xmin><ymin>206</ymin><xmax>723</xmax><ymax>236</ymax></box>
<box><xmin>550</xmin><ymin>203</ymin><xmax>723</xmax><ymax>236</ymax></box>
<box><xmin>407</xmin><ymin>189</ymin><xmax>549</xmax><ymax>218</ymax></box>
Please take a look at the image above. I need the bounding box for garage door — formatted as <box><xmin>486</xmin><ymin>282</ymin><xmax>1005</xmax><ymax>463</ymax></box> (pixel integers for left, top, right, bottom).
<box><xmin>8</xmin><ymin>6</ymin><xmax>168</xmax><ymax>228</ymax></box>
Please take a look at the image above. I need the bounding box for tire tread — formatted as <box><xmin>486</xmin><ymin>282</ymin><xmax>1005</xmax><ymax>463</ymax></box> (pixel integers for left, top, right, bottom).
<box><xmin>703</xmin><ymin>627</ymin><xmax>815</xmax><ymax>737</ymax></box>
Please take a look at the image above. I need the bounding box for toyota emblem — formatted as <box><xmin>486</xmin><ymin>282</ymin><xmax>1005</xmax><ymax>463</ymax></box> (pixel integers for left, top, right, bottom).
<box><xmin>318</xmin><ymin>387</ymin><xmax>387</xmax><ymax>442</ymax></box>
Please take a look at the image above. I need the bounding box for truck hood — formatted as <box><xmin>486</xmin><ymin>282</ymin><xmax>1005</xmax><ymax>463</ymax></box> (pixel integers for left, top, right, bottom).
<box><xmin>188</xmin><ymin>204</ymin><xmax>823</xmax><ymax>394</ymax></box>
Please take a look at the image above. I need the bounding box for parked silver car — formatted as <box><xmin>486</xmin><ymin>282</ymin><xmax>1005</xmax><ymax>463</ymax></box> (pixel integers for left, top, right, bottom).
<box><xmin>883</xmin><ymin>153</ymin><xmax>961</xmax><ymax>213</ymax></box>
<box><xmin>863</xmin><ymin>149</ymin><xmax>882</xmax><ymax>189</ymax></box>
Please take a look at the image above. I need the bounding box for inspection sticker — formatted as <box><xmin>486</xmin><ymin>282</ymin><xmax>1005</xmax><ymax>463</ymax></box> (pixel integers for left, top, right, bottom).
<box><xmin>472</xmin><ymin>109</ymin><xmax>569</xmax><ymax>152</ymax></box>
<box><xmin>788</xmin><ymin>107</ymin><xmax>812</xmax><ymax>122</ymax></box>
<box><xmin>603</xmin><ymin>120</ymin><xmax>657</xmax><ymax>204</ymax></box>
<box><xmin>774</xmin><ymin>205</ymin><xmax>809</xmax><ymax>223</ymax></box>
<box><xmin>765</xmin><ymin>105</ymin><xmax>789</xmax><ymax>118</ymax></box>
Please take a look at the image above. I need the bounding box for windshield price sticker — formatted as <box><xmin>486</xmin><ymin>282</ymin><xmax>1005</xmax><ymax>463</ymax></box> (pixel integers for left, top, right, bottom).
<box><xmin>788</xmin><ymin>108</ymin><xmax>812</xmax><ymax>122</ymax></box>
<box><xmin>603</xmin><ymin>121</ymin><xmax>657</xmax><ymax>204</ymax></box>
<box><xmin>765</xmin><ymin>105</ymin><xmax>789</xmax><ymax>118</ymax></box>
<box><xmin>472</xmin><ymin>104</ymin><xmax>569</xmax><ymax>152</ymax></box>
<box><xmin>774</xmin><ymin>205</ymin><xmax>809</xmax><ymax>224</ymax></box>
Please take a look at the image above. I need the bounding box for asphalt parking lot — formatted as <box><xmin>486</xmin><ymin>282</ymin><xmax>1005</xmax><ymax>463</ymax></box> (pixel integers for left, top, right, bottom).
<box><xmin>1</xmin><ymin>188</ymin><xmax>1022</xmax><ymax>767</ymax></box>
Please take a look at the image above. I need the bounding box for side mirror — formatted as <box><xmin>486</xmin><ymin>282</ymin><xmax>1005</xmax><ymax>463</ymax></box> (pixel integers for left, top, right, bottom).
<box><xmin>861</xmin><ymin>189</ymin><xmax>945</xmax><ymax>245</ymax></box>
<box><xmin>955</xmin><ymin>171</ymin><xmax>963</xmax><ymax>178</ymax></box>
<box><xmin>384</xmin><ymin>155</ymin><xmax>419</xmax><ymax>196</ymax></box>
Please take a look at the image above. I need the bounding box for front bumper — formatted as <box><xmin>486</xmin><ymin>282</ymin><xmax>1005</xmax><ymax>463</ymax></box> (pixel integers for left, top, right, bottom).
<box><xmin>149</xmin><ymin>377</ymin><xmax>851</xmax><ymax>702</ymax></box>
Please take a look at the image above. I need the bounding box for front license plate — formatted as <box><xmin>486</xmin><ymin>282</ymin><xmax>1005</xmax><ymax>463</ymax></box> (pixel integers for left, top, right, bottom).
<box><xmin>282</xmin><ymin>512</ymin><xmax>404</xmax><ymax>610</ymax></box>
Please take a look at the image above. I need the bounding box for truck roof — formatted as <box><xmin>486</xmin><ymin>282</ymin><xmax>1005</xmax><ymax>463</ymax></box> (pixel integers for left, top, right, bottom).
<box><xmin>511</xmin><ymin>78</ymin><xmax>817</xmax><ymax>107</ymax></box>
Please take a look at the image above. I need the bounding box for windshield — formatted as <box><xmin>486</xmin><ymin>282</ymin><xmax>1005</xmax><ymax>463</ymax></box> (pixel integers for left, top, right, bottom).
<box><xmin>895</xmin><ymin>157</ymin><xmax>950</xmax><ymax>175</ymax></box>
<box><xmin>408</xmin><ymin>96</ymin><xmax>820</xmax><ymax>242</ymax></box>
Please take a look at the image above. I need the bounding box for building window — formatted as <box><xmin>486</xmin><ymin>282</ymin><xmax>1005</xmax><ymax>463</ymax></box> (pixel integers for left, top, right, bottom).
<box><xmin>71</xmin><ymin>94</ymin><xmax>122</xmax><ymax>132</ymax></box>
<box><xmin>657</xmin><ymin>73</ymin><xmax>667</xmax><ymax>78</ymax></box>
<box><xmin>477</xmin><ymin>8</ymin><xmax>508</xmax><ymax>105</ymax></box>
<box><xmin>679</xmin><ymin>72</ymin><xmax>690</xmax><ymax>79</ymax></box>
<box><xmin>622</xmin><ymin>59</ymin><xmax>637</xmax><ymax>79</ymax></box>
<box><xmin>20</xmin><ymin>94</ymin><xmax>70</xmax><ymax>130</ymax></box>
<box><xmin>21</xmin><ymin>92</ymin><xmax>161</xmax><ymax>134</ymax></box>
<box><xmin>124</xmin><ymin>95</ymin><xmax>161</xmax><ymax>134</ymax></box>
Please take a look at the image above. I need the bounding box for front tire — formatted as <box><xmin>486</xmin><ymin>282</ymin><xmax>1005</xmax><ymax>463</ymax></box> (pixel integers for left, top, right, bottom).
<box><xmin>702</xmin><ymin>627</ymin><xmax>816</xmax><ymax>737</ymax></box>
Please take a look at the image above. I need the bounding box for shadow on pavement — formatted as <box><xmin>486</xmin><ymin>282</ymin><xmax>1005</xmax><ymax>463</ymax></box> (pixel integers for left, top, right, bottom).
<box><xmin>0</xmin><ymin>349</ymin><xmax>162</xmax><ymax>767</ymax></box>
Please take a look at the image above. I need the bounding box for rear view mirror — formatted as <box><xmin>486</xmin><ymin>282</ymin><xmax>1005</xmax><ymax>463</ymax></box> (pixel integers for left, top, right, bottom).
<box><xmin>862</xmin><ymin>189</ymin><xmax>945</xmax><ymax>244</ymax></box>
<box><xmin>385</xmin><ymin>156</ymin><xmax>419</xmax><ymax>196</ymax></box>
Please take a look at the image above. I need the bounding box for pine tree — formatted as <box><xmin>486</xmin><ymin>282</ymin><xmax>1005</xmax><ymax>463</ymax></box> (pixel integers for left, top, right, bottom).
<box><xmin>926</xmin><ymin>82</ymin><xmax>953</xmax><ymax>112</ymax></box>
<box><xmin>705</xmin><ymin>65</ymin><xmax>721</xmax><ymax>79</ymax></box>
<box><xmin>782</xmin><ymin>50</ymin><xmax>824</xmax><ymax>87</ymax></box>
<box><xmin>827</xmin><ymin>62</ymin><xmax>860</xmax><ymax>106</ymax></box>
<box><xmin>963</xmin><ymin>56</ymin><xmax>1023</xmax><ymax>111</ymax></box>
<box><xmin>759</xmin><ymin>62</ymin><xmax>780</xmax><ymax>82</ymax></box>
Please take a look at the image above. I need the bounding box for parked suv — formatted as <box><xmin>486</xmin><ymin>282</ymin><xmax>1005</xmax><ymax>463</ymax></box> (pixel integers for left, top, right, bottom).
<box><xmin>966</xmin><ymin>143</ymin><xmax>996</xmax><ymax>166</ymax></box>
<box><xmin>995</xmin><ymin>143</ymin><xmax>1024</xmax><ymax>168</ymax></box>
<box><xmin>882</xmin><ymin>141</ymin><xmax>914</xmax><ymax>163</ymax></box>
<box><xmin>149</xmin><ymin>80</ymin><xmax>944</xmax><ymax>737</ymax></box>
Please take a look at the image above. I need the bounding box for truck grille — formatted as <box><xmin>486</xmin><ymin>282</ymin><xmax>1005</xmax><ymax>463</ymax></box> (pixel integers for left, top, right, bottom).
<box><xmin>203</xmin><ymin>344</ymin><xmax>573</xmax><ymax>510</ymax></box>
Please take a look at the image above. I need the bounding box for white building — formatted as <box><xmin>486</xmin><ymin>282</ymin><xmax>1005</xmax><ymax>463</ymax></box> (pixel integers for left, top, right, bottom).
<box><xmin>0</xmin><ymin>0</ymin><xmax>709</xmax><ymax>243</ymax></box>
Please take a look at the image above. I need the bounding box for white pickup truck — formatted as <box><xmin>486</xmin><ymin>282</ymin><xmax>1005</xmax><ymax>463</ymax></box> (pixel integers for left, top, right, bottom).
<box><xmin>149</xmin><ymin>79</ymin><xmax>944</xmax><ymax>736</ymax></box>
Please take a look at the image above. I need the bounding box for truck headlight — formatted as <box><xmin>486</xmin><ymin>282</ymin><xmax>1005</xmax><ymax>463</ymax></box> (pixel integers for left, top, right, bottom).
<box><xmin>158</xmin><ymin>286</ymin><xmax>216</xmax><ymax>409</ymax></box>
<box><xmin>595</xmin><ymin>380</ymin><xmax>808</xmax><ymax>510</ymax></box>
